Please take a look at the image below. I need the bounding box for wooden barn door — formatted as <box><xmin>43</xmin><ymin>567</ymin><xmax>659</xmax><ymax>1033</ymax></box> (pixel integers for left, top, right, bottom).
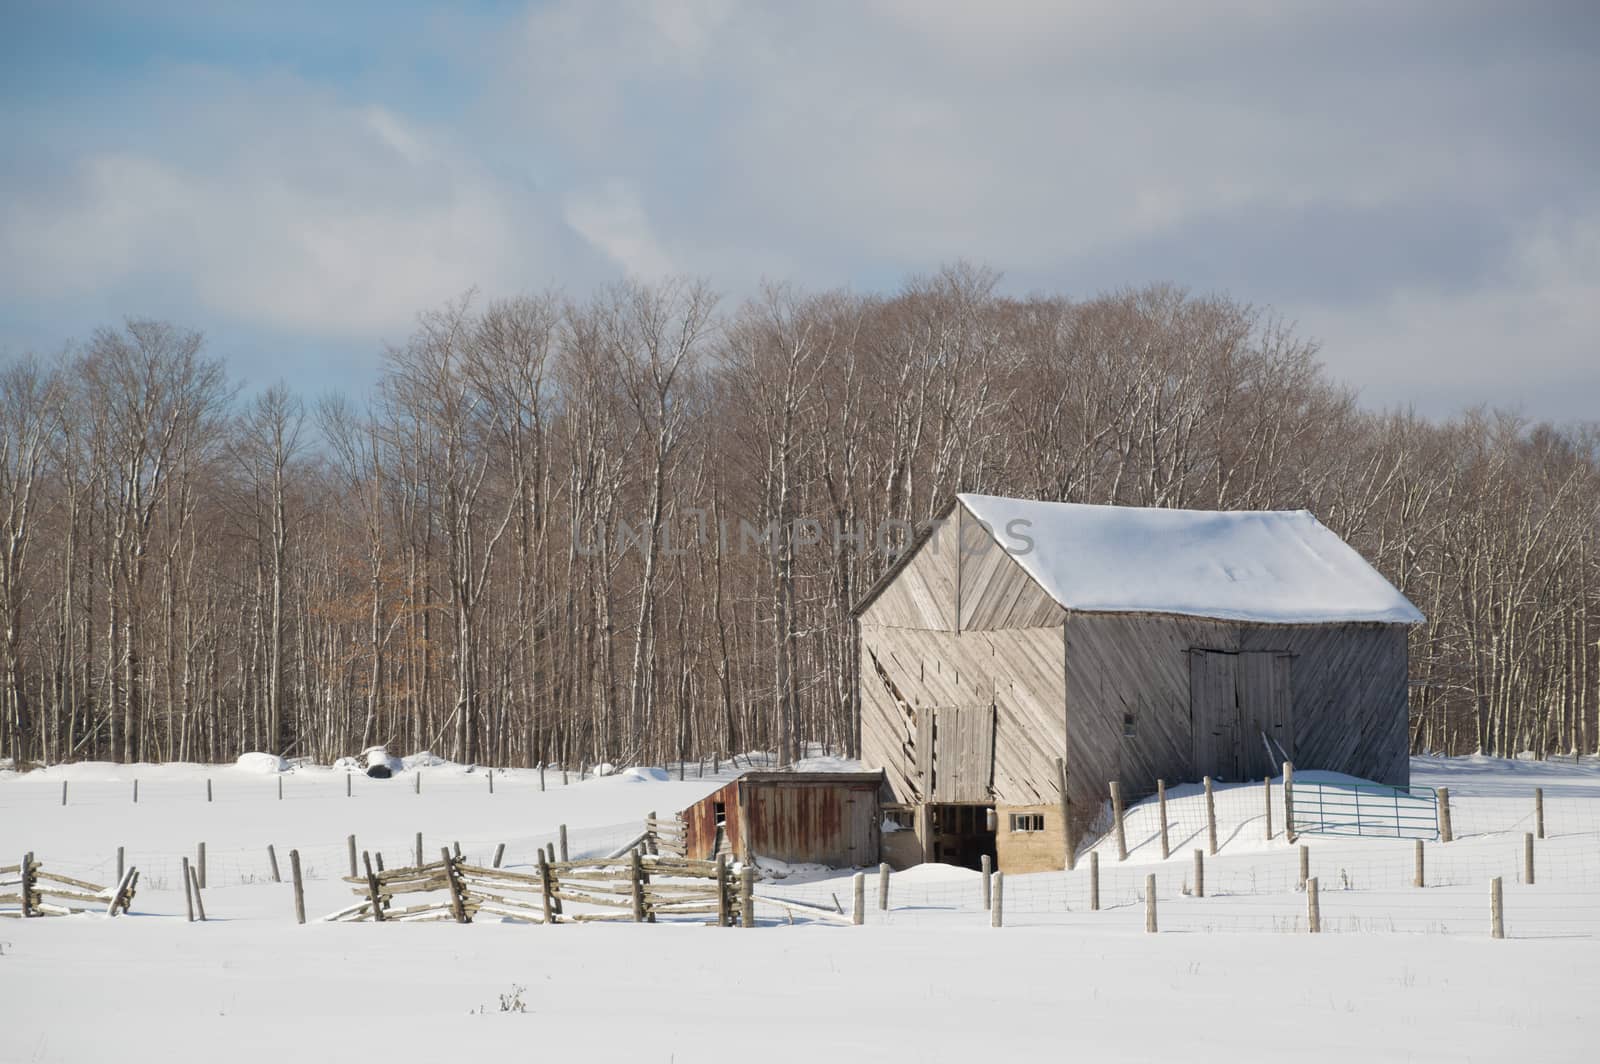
<box><xmin>919</xmin><ymin>705</ymin><xmax>996</xmax><ymax>802</ymax></box>
<box><xmin>1238</xmin><ymin>652</ymin><xmax>1294</xmax><ymax>779</ymax></box>
<box><xmin>1190</xmin><ymin>649</ymin><xmax>1294</xmax><ymax>781</ymax></box>
<box><xmin>1189</xmin><ymin>651</ymin><xmax>1240</xmax><ymax>779</ymax></box>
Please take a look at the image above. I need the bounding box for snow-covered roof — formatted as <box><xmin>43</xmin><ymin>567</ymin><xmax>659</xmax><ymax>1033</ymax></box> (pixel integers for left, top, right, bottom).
<box><xmin>957</xmin><ymin>493</ymin><xmax>1424</xmax><ymax>625</ymax></box>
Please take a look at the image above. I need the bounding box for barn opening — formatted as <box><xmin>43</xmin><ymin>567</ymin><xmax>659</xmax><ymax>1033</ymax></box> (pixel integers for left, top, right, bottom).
<box><xmin>930</xmin><ymin>803</ymin><xmax>995</xmax><ymax>870</ymax></box>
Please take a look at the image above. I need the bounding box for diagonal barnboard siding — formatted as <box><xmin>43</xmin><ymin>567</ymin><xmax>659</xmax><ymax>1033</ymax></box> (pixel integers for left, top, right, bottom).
<box><xmin>956</xmin><ymin>504</ymin><xmax>1066</xmax><ymax>630</ymax></box>
<box><xmin>857</xmin><ymin>516</ymin><xmax>961</xmax><ymax>630</ymax></box>
<box><xmin>1064</xmin><ymin>612</ymin><xmax>1411</xmax><ymax>822</ymax></box>
<box><xmin>1241</xmin><ymin>623</ymin><xmax>1409</xmax><ymax>786</ymax></box>
<box><xmin>1064</xmin><ymin>612</ymin><xmax>1232</xmax><ymax>818</ymax></box>
<box><xmin>859</xmin><ymin>625</ymin><xmax>1066</xmax><ymax>807</ymax></box>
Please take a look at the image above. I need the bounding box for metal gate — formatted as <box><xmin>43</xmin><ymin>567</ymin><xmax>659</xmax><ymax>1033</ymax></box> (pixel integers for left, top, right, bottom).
<box><xmin>1290</xmin><ymin>779</ymin><xmax>1439</xmax><ymax>839</ymax></box>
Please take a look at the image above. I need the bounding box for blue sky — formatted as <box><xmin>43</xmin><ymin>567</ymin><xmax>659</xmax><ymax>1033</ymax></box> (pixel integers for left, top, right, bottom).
<box><xmin>3</xmin><ymin>1</ymin><xmax>1596</xmax><ymax>418</ymax></box>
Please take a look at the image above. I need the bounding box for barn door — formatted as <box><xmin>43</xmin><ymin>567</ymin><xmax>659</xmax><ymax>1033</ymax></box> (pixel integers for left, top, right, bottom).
<box><xmin>1189</xmin><ymin>651</ymin><xmax>1241</xmax><ymax>779</ymax></box>
<box><xmin>922</xmin><ymin>705</ymin><xmax>996</xmax><ymax>802</ymax></box>
<box><xmin>1238</xmin><ymin>652</ymin><xmax>1294</xmax><ymax>778</ymax></box>
<box><xmin>1191</xmin><ymin>649</ymin><xmax>1294</xmax><ymax>781</ymax></box>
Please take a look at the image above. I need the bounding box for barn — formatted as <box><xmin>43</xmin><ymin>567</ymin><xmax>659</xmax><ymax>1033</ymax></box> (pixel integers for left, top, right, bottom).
<box><xmin>854</xmin><ymin>493</ymin><xmax>1424</xmax><ymax>874</ymax></box>
<box><xmin>678</xmin><ymin>772</ymin><xmax>885</xmax><ymax>868</ymax></box>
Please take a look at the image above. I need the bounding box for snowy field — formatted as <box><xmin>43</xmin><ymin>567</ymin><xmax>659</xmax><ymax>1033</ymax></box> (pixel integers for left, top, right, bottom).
<box><xmin>2</xmin><ymin>755</ymin><xmax>1597</xmax><ymax>1063</ymax></box>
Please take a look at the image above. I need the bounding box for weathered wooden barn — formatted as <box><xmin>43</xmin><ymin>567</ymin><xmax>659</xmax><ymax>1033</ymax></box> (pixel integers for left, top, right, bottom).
<box><xmin>855</xmin><ymin>493</ymin><xmax>1423</xmax><ymax>874</ymax></box>
<box><xmin>679</xmin><ymin>772</ymin><xmax>884</xmax><ymax>868</ymax></box>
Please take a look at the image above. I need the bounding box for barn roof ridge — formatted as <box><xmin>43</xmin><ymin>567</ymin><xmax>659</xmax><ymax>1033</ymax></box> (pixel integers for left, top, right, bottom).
<box><xmin>955</xmin><ymin>492</ymin><xmax>1424</xmax><ymax>626</ymax></box>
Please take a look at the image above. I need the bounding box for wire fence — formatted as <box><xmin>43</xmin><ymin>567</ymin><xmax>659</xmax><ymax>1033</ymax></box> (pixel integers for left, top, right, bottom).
<box><xmin>6</xmin><ymin>755</ymin><xmax>1599</xmax><ymax>939</ymax></box>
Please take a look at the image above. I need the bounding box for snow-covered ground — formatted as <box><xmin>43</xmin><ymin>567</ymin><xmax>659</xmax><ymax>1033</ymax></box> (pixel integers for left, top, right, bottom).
<box><xmin>2</xmin><ymin>755</ymin><xmax>1595</xmax><ymax>1062</ymax></box>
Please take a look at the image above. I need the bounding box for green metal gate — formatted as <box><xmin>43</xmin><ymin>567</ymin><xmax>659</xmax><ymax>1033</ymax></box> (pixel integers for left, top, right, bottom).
<box><xmin>1291</xmin><ymin>780</ymin><xmax>1439</xmax><ymax>840</ymax></box>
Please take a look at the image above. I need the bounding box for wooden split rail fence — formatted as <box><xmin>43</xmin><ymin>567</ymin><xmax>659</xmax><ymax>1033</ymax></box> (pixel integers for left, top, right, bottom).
<box><xmin>324</xmin><ymin>848</ymin><xmax>755</xmax><ymax>927</ymax></box>
<box><xmin>645</xmin><ymin>812</ymin><xmax>687</xmax><ymax>857</ymax></box>
<box><xmin>0</xmin><ymin>852</ymin><xmax>139</xmax><ymax>918</ymax></box>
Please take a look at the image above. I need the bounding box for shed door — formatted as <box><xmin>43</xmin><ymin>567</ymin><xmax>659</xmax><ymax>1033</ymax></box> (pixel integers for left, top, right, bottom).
<box><xmin>1190</xmin><ymin>651</ymin><xmax>1240</xmax><ymax>779</ymax></box>
<box><xmin>921</xmin><ymin>705</ymin><xmax>996</xmax><ymax>803</ymax></box>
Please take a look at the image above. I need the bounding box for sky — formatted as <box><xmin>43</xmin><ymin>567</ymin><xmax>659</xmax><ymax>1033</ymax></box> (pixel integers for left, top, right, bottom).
<box><xmin>1</xmin><ymin>0</ymin><xmax>1596</xmax><ymax>419</ymax></box>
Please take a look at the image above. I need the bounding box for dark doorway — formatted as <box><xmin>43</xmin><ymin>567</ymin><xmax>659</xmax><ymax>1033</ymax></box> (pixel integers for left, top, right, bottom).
<box><xmin>930</xmin><ymin>803</ymin><xmax>996</xmax><ymax>870</ymax></box>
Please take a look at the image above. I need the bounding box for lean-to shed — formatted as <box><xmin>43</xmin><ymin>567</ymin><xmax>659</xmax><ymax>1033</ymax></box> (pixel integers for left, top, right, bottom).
<box><xmin>679</xmin><ymin>772</ymin><xmax>884</xmax><ymax>868</ymax></box>
<box><xmin>854</xmin><ymin>493</ymin><xmax>1424</xmax><ymax>874</ymax></box>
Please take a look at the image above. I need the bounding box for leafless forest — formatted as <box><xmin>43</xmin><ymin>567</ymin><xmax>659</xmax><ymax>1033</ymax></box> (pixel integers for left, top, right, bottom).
<box><xmin>2</xmin><ymin>267</ymin><xmax>1596</xmax><ymax>769</ymax></box>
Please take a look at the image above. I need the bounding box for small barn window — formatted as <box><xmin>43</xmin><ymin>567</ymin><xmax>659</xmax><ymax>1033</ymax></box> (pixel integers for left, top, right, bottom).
<box><xmin>1123</xmin><ymin>713</ymin><xmax>1137</xmax><ymax>738</ymax></box>
<box><xmin>1009</xmin><ymin>813</ymin><xmax>1045</xmax><ymax>833</ymax></box>
<box><xmin>713</xmin><ymin>801</ymin><xmax>726</xmax><ymax>827</ymax></box>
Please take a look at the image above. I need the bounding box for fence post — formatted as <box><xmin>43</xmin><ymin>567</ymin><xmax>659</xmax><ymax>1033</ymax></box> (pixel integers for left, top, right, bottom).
<box><xmin>646</xmin><ymin>812</ymin><xmax>659</xmax><ymax>856</ymax></box>
<box><xmin>1263</xmin><ymin>777</ymin><xmax>1272</xmax><ymax>840</ymax></box>
<box><xmin>1144</xmin><ymin>874</ymin><xmax>1157</xmax><ymax>933</ymax></box>
<box><xmin>1089</xmin><ymin>851</ymin><xmax>1100</xmax><ymax>911</ymax></box>
<box><xmin>133</xmin><ymin>778</ymin><xmax>138</xmax><ymax>804</ymax></box>
<box><xmin>1437</xmin><ymin>787</ymin><xmax>1453</xmax><ymax>843</ymax></box>
<box><xmin>493</xmin><ymin>843</ymin><xmax>505</xmax><ymax>869</ymax></box>
<box><xmin>539</xmin><ymin>764</ymin><xmax>546</xmax><ymax>791</ymax></box>
<box><xmin>347</xmin><ymin>835</ymin><xmax>357</xmax><ymax>879</ymax></box>
<box><xmin>116</xmin><ymin>846</ymin><xmax>125</xmax><ymax>884</ymax></box>
<box><xmin>181</xmin><ymin>856</ymin><xmax>195</xmax><ymax>923</ymax></box>
<box><xmin>362</xmin><ymin>851</ymin><xmax>385</xmax><ymax>922</ymax></box>
<box><xmin>1413</xmin><ymin>839</ymin><xmax>1424</xmax><ymax>888</ymax></box>
<box><xmin>1523</xmin><ymin>832</ymin><xmax>1534</xmax><ymax>885</ymax></box>
<box><xmin>991</xmin><ymin>871</ymin><xmax>1004</xmax><ymax>928</ymax></box>
<box><xmin>278</xmin><ymin>776</ymin><xmax>284</xmax><ymax>801</ymax></box>
<box><xmin>345</xmin><ymin>774</ymin><xmax>351</xmax><ymax>798</ymax></box>
<box><xmin>1193</xmin><ymin>849</ymin><xmax>1204</xmax><ymax>898</ymax></box>
<box><xmin>878</xmin><ymin>862</ymin><xmax>890</xmax><ymax>910</ymax></box>
<box><xmin>414</xmin><ymin>832</ymin><xmax>423</xmax><ymax>867</ymax></box>
<box><xmin>559</xmin><ymin>825</ymin><xmax>569</xmax><ymax>863</ymax></box>
<box><xmin>1109</xmin><ymin>781</ymin><xmax>1128</xmax><ymax>860</ymax></box>
<box><xmin>414</xmin><ymin>773</ymin><xmax>421</xmax><ymax>795</ymax></box>
<box><xmin>19</xmin><ymin>852</ymin><xmax>34</xmax><ymax>918</ymax></box>
<box><xmin>1306</xmin><ymin>876</ymin><xmax>1320</xmax><ymax>933</ymax></box>
<box><xmin>1283</xmin><ymin>762</ymin><xmax>1296</xmax><ymax>843</ymax></box>
<box><xmin>715</xmin><ymin>854</ymin><xmax>730</xmax><ymax>927</ymax></box>
<box><xmin>538</xmin><ymin>853</ymin><xmax>555</xmax><ymax>924</ymax></box>
<box><xmin>981</xmin><ymin>855</ymin><xmax>992</xmax><ymax>910</ymax></box>
<box><xmin>375</xmin><ymin>853</ymin><xmax>384</xmax><ymax>873</ymax></box>
<box><xmin>1157</xmin><ymin>780</ymin><xmax>1170</xmax><ymax>859</ymax></box>
<box><xmin>852</xmin><ymin>872</ymin><xmax>865</xmax><ymax>925</ymax></box>
<box><xmin>1057</xmin><ymin>757</ymin><xmax>1075</xmax><ymax>871</ymax></box>
<box><xmin>630</xmin><ymin>849</ymin><xmax>645</xmax><ymax>922</ymax></box>
<box><xmin>488</xmin><ymin>770</ymin><xmax>494</xmax><ymax>795</ymax></box>
<box><xmin>440</xmin><ymin>847</ymin><xmax>467</xmax><ymax>923</ymax></box>
<box><xmin>740</xmin><ymin>866</ymin><xmax>755</xmax><ymax>928</ymax></box>
<box><xmin>206</xmin><ymin>778</ymin><xmax>212</xmax><ymax>803</ymax></box>
<box><xmin>1204</xmin><ymin>776</ymin><xmax>1218</xmax><ymax>855</ymax></box>
<box><xmin>1490</xmin><ymin>876</ymin><xmax>1504</xmax><ymax>939</ymax></box>
<box><xmin>197</xmin><ymin>842</ymin><xmax>206</xmax><ymax>889</ymax></box>
<box><xmin>189</xmin><ymin>863</ymin><xmax>207</xmax><ymax>922</ymax></box>
<box><xmin>290</xmin><ymin>849</ymin><xmax>305</xmax><ymax>924</ymax></box>
<box><xmin>268</xmin><ymin>844</ymin><xmax>281</xmax><ymax>883</ymax></box>
<box><xmin>61</xmin><ymin>780</ymin><xmax>67</xmax><ymax>806</ymax></box>
<box><xmin>1534</xmin><ymin>788</ymin><xmax>1544</xmax><ymax>840</ymax></box>
<box><xmin>1298</xmin><ymin>844</ymin><xmax>1309</xmax><ymax>890</ymax></box>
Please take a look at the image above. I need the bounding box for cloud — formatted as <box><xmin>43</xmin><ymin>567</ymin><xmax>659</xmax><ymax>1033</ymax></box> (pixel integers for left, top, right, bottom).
<box><xmin>2</xmin><ymin>1</ymin><xmax>1595</xmax><ymax>418</ymax></box>
<box><xmin>0</xmin><ymin>70</ymin><xmax>567</xmax><ymax>339</ymax></box>
<box><xmin>1298</xmin><ymin>212</ymin><xmax>1600</xmax><ymax>419</ymax></box>
<box><xmin>563</xmin><ymin>179</ymin><xmax>675</xmax><ymax>279</ymax></box>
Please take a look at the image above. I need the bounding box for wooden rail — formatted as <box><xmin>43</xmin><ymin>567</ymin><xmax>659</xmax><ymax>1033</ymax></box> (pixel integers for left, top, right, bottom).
<box><xmin>322</xmin><ymin>849</ymin><xmax>753</xmax><ymax>927</ymax></box>
<box><xmin>0</xmin><ymin>855</ymin><xmax>138</xmax><ymax>918</ymax></box>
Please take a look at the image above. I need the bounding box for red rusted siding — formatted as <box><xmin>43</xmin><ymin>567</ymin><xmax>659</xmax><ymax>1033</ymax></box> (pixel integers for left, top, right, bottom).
<box><xmin>679</xmin><ymin>773</ymin><xmax>883</xmax><ymax>868</ymax></box>
<box><xmin>682</xmin><ymin>779</ymin><xmax>741</xmax><ymax>860</ymax></box>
